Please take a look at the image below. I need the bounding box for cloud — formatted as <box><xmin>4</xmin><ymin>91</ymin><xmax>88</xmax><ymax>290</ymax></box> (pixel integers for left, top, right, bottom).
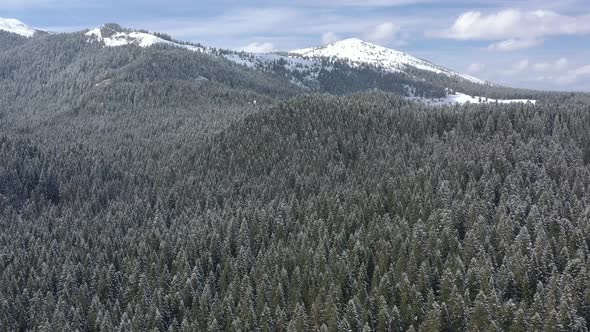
<box><xmin>556</xmin><ymin>58</ymin><xmax>569</xmax><ymax>70</ymax></box>
<box><xmin>503</xmin><ymin>58</ymin><xmax>570</xmax><ymax>77</ymax></box>
<box><xmin>533</xmin><ymin>58</ymin><xmax>568</xmax><ymax>72</ymax></box>
<box><xmin>141</xmin><ymin>7</ymin><xmax>415</xmax><ymax>50</ymax></box>
<box><xmin>0</xmin><ymin>0</ymin><xmax>82</xmax><ymax>9</ymax></box>
<box><xmin>149</xmin><ymin>8</ymin><xmax>298</xmax><ymax>39</ymax></box>
<box><xmin>501</xmin><ymin>59</ymin><xmax>529</xmax><ymax>76</ymax></box>
<box><xmin>364</xmin><ymin>22</ymin><xmax>398</xmax><ymax>44</ymax></box>
<box><xmin>487</xmin><ymin>38</ymin><xmax>543</xmax><ymax>51</ymax></box>
<box><xmin>0</xmin><ymin>0</ymin><xmax>52</xmax><ymax>9</ymax></box>
<box><xmin>322</xmin><ymin>32</ymin><xmax>340</xmax><ymax>44</ymax></box>
<box><xmin>467</xmin><ymin>63</ymin><xmax>485</xmax><ymax>74</ymax></box>
<box><xmin>557</xmin><ymin>65</ymin><xmax>590</xmax><ymax>84</ymax></box>
<box><xmin>296</xmin><ymin>0</ymin><xmax>436</xmax><ymax>6</ymax></box>
<box><xmin>515</xmin><ymin>59</ymin><xmax>529</xmax><ymax>71</ymax></box>
<box><xmin>238</xmin><ymin>42</ymin><xmax>275</xmax><ymax>53</ymax></box>
<box><xmin>433</xmin><ymin>9</ymin><xmax>590</xmax><ymax>50</ymax></box>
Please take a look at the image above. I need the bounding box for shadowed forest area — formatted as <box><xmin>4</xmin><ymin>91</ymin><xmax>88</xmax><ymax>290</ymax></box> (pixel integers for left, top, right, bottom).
<box><xmin>1</xmin><ymin>30</ymin><xmax>590</xmax><ymax>331</ymax></box>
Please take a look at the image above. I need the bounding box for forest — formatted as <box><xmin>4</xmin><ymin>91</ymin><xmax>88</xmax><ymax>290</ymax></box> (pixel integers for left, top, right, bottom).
<box><xmin>1</xmin><ymin>30</ymin><xmax>590</xmax><ymax>331</ymax></box>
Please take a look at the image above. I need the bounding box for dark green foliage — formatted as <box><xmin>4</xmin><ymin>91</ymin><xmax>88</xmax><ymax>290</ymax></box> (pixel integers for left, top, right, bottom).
<box><xmin>0</xmin><ymin>31</ymin><xmax>29</xmax><ymax>51</ymax></box>
<box><xmin>1</xmin><ymin>27</ymin><xmax>590</xmax><ymax>331</ymax></box>
<box><xmin>315</xmin><ymin>61</ymin><xmax>446</xmax><ymax>98</ymax></box>
<box><xmin>0</xmin><ymin>32</ymin><xmax>302</xmax><ymax>117</ymax></box>
<box><xmin>2</xmin><ymin>90</ymin><xmax>590</xmax><ymax>331</ymax></box>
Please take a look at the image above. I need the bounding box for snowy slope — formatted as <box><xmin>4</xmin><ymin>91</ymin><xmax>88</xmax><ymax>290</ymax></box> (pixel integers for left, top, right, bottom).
<box><xmin>4</xmin><ymin>18</ymin><xmax>516</xmax><ymax>100</ymax></box>
<box><xmin>0</xmin><ymin>17</ymin><xmax>38</xmax><ymax>37</ymax></box>
<box><xmin>407</xmin><ymin>92</ymin><xmax>536</xmax><ymax>106</ymax></box>
<box><xmin>290</xmin><ymin>38</ymin><xmax>484</xmax><ymax>84</ymax></box>
<box><xmin>222</xmin><ymin>52</ymin><xmax>324</xmax><ymax>89</ymax></box>
<box><xmin>86</xmin><ymin>26</ymin><xmax>206</xmax><ymax>52</ymax></box>
<box><xmin>223</xmin><ymin>53</ymin><xmax>320</xmax><ymax>72</ymax></box>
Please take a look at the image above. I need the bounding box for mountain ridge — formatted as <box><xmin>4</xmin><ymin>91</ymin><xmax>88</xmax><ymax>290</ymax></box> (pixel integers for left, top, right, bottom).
<box><xmin>0</xmin><ymin>17</ymin><xmax>43</xmax><ymax>37</ymax></box>
<box><xmin>289</xmin><ymin>37</ymin><xmax>485</xmax><ymax>84</ymax></box>
<box><xmin>85</xmin><ymin>24</ymin><xmax>207</xmax><ymax>52</ymax></box>
<box><xmin>2</xmin><ymin>18</ymin><xmax>484</xmax><ymax>87</ymax></box>
<box><xmin>1</xmin><ymin>18</ymin><xmax>542</xmax><ymax>104</ymax></box>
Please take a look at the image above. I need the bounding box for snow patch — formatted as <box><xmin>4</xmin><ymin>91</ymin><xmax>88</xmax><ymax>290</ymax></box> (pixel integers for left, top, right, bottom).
<box><xmin>0</xmin><ymin>17</ymin><xmax>38</xmax><ymax>37</ymax></box>
<box><xmin>224</xmin><ymin>52</ymin><xmax>319</xmax><ymax>72</ymax></box>
<box><xmin>223</xmin><ymin>54</ymin><xmax>257</xmax><ymax>68</ymax></box>
<box><xmin>290</xmin><ymin>38</ymin><xmax>485</xmax><ymax>84</ymax></box>
<box><xmin>85</xmin><ymin>27</ymin><xmax>206</xmax><ymax>52</ymax></box>
<box><xmin>407</xmin><ymin>92</ymin><xmax>536</xmax><ymax>106</ymax></box>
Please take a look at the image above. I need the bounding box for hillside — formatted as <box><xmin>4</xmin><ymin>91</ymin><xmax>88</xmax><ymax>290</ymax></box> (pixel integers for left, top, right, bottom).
<box><xmin>0</xmin><ymin>19</ymin><xmax>553</xmax><ymax>103</ymax></box>
<box><xmin>1</xmin><ymin>16</ymin><xmax>590</xmax><ymax>332</ymax></box>
<box><xmin>290</xmin><ymin>38</ymin><xmax>484</xmax><ymax>84</ymax></box>
<box><xmin>0</xmin><ymin>17</ymin><xmax>39</xmax><ymax>37</ymax></box>
<box><xmin>0</xmin><ymin>28</ymin><xmax>304</xmax><ymax>119</ymax></box>
<box><xmin>2</xmin><ymin>91</ymin><xmax>590</xmax><ymax>330</ymax></box>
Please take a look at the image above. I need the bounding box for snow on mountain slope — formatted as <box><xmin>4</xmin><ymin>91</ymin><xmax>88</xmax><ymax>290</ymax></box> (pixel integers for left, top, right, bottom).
<box><xmin>223</xmin><ymin>53</ymin><xmax>320</xmax><ymax>72</ymax></box>
<box><xmin>0</xmin><ymin>17</ymin><xmax>38</xmax><ymax>37</ymax></box>
<box><xmin>86</xmin><ymin>26</ymin><xmax>206</xmax><ymax>52</ymax></box>
<box><xmin>407</xmin><ymin>92</ymin><xmax>536</xmax><ymax>106</ymax></box>
<box><xmin>222</xmin><ymin>52</ymin><xmax>324</xmax><ymax>89</ymax></box>
<box><xmin>290</xmin><ymin>38</ymin><xmax>484</xmax><ymax>84</ymax></box>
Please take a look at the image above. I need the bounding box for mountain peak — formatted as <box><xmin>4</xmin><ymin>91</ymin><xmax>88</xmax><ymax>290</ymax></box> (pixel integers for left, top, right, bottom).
<box><xmin>0</xmin><ymin>17</ymin><xmax>37</xmax><ymax>37</ymax></box>
<box><xmin>293</xmin><ymin>37</ymin><xmax>395</xmax><ymax>54</ymax></box>
<box><xmin>289</xmin><ymin>37</ymin><xmax>484</xmax><ymax>84</ymax></box>
<box><xmin>333</xmin><ymin>37</ymin><xmax>368</xmax><ymax>44</ymax></box>
<box><xmin>85</xmin><ymin>25</ymin><xmax>206</xmax><ymax>52</ymax></box>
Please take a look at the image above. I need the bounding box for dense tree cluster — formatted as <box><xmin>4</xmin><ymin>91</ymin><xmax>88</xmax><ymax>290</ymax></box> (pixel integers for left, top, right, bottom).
<box><xmin>216</xmin><ymin>50</ymin><xmax>584</xmax><ymax>101</ymax></box>
<box><xmin>1</xmin><ymin>30</ymin><xmax>590</xmax><ymax>331</ymax></box>
<box><xmin>0</xmin><ymin>32</ymin><xmax>300</xmax><ymax>117</ymax></box>
<box><xmin>0</xmin><ymin>31</ymin><xmax>28</xmax><ymax>51</ymax></box>
<box><xmin>2</xmin><ymin>91</ymin><xmax>590</xmax><ymax>331</ymax></box>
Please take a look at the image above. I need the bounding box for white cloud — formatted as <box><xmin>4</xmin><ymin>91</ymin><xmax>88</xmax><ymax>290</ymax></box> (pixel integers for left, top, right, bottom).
<box><xmin>502</xmin><ymin>58</ymin><xmax>570</xmax><ymax>77</ymax></box>
<box><xmin>141</xmin><ymin>7</ymin><xmax>417</xmax><ymax>50</ymax></box>
<box><xmin>533</xmin><ymin>63</ymin><xmax>551</xmax><ymax>72</ymax></box>
<box><xmin>364</xmin><ymin>22</ymin><xmax>398</xmax><ymax>44</ymax></box>
<box><xmin>558</xmin><ymin>65</ymin><xmax>590</xmax><ymax>84</ymax></box>
<box><xmin>297</xmin><ymin>0</ymin><xmax>436</xmax><ymax>6</ymax></box>
<box><xmin>501</xmin><ymin>59</ymin><xmax>530</xmax><ymax>76</ymax></box>
<box><xmin>515</xmin><ymin>59</ymin><xmax>530</xmax><ymax>71</ymax></box>
<box><xmin>533</xmin><ymin>58</ymin><xmax>568</xmax><ymax>72</ymax></box>
<box><xmin>322</xmin><ymin>32</ymin><xmax>340</xmax><ymax>44</ymax></box>
<box><xmin>487</xmin><ymin>38</ymin><xmax>543</xmax><ymax>51</ymax></box>
<box><xmin>435</xmin><ymin>9</ymin><xmax>590</xmax><ymax>48</ymax></box>
<box><xmin>151</xmin><ymin>8</ymin><xmax>298</xmax><ymax>39</ymax></box>
<box><xmin>238</xmin><ymin>42</ymin><xmax>276</xmax><ymax>53</ymax></box>
<box><xmin>556</xmin><ymin>58</ymin><xmax>568</xmax><ymax>70</ymax></box>
<box><xmin>0</xmin><ymin>0</ymin><xmax>82</xmax><ymax>9</ymax></box>
<box><xmin>467</xmin><ymin>63</ymin><xmax>485</xmax><ymax>74</ymax></box>
<box><xmin>0</xmin><ymin>0</ymin><xmax>51</xmax><ymax>8</ymax></box>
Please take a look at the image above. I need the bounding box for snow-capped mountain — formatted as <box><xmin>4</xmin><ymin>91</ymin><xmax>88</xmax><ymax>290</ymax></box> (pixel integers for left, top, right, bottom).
<box><xmin>221</xmin><ymin>52</ymin><xmax>323</xmax><ymax>89</ymax></box>
<box><xmin>85</xmin><ymin>25</ymin><xmax>206</xmax><ymax>52</ymax></box>
<box><xmin>0</xmin><ymin>17</ymin><xmax>39</xmax><ymax>37</ymax></box>
<box><xmin>290</xmin><ymin>38</ymin><xmax>484</xmax><ymax>84</ymax></box>
<box><xmin>2</xmin><ymin>18</ymin><xmax>535</xmax><ymax>105</ymax></box>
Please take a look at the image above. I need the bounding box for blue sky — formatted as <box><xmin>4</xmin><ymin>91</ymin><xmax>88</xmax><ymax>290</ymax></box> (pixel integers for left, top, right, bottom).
<box><xmin>3</xmin><ymin>0</ymin><xmax>590</xmax><ymax>91</ymax></box>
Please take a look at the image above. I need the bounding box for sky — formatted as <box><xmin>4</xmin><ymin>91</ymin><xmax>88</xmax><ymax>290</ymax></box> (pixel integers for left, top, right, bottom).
<box><xmin>2</xmin><ymin>0</ymin><xmax>590</xmax><ymax>91</ymax></box>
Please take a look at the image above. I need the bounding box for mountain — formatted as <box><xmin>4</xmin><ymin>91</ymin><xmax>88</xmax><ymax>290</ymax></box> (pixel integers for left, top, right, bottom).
<box><xmin>85</xmin><ymin>23</ymin><xmax>206</xmax><ymax>52</ymax></box>
<box><xmin>0</xmin><ymin>23</ymin><xmax>303</xmax><ymax>116</ymax></box>
<box><xmin>2</xmin><ymin>16</ymin><xmax>590</xmax><ymax>332</ymax></box>
<box><xmin>0</xmin><ymin>18</ymin><xmax>544</xmax><ymax>104</ymax></box>
<box><xmin>218</xmin><ymin>39</ymin><xmax>540</xmax><ymax>101</ymax></box>
<box><xmin>221</xmin><ymin>45</ymin><xmax>535</xmax><ymax>102</ymax></box>
<box><xmin>0</xmin><ymin>17</ymin><xmax>41</xmax><ymax>37</ymax></box>
<box><xmin>75</xmin><ymin>22</ymin><xmax>507</xmax><ymax>100</ymax></box>
<box><xmin>290</xmin><ymin>38</ymin><xmax>485</xmax><ymax>84</ymax></box>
